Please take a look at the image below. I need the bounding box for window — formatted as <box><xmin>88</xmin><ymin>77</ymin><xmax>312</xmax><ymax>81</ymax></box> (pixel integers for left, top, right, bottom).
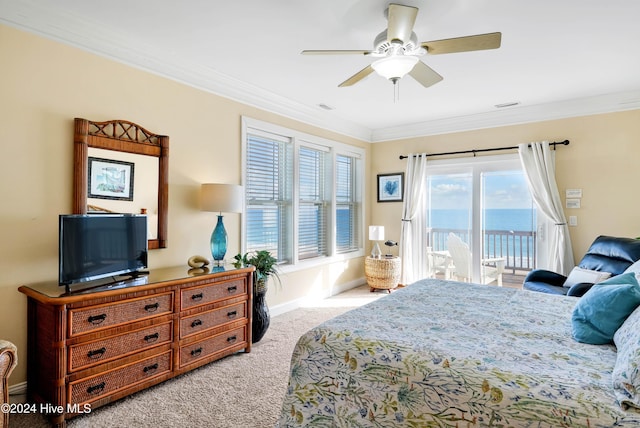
<box><xmin>335</xmin><ymin>154</ymin><xmax>360</xmax><ymax>253</ymax></box>
<box><xmin>244</xmin><ymin>130</ymin><xmax>292</xmax><ymax>262</ymax></box>
<box><xmin>242</xmin><ymin>117</ymin><xmax>364</xmax><ymax>267</ymax></box>
<box><xmin>298</xmin><ymin>145</ymin><xmax>329</xmax><ymax>260</ymax></box>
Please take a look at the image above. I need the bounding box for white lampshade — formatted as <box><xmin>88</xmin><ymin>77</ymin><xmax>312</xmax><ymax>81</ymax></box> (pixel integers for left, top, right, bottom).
<box><xmin>369</xmin><ymin>225</ymin><xmax>385</xmax><ymax>241</ymax></box>
<box><xmin>200</xmin><ymin>183</ymin><xmax>244</xmax><ymax>213</ymax></box>
<box><xmin>371</xmin><ymin>55</ymin><xmax>418</xmax><ymax>80</ymax></box>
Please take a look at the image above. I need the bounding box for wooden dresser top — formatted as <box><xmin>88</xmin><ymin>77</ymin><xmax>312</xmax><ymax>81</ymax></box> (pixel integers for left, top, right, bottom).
<box><xmin>19</xmin><ymin>265</ymin><xmax>254</xmax><ymax>304</ymax></box>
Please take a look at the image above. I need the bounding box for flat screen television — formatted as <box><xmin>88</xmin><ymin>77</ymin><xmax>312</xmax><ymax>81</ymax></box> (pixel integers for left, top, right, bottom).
<box><xmin>59</xmin><ymin>214</ymin><xmax>148</xmax><ymax>287</ymax></box>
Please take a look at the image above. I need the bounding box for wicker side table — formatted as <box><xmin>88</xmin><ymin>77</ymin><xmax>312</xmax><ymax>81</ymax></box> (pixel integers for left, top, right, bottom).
<box><xmin>364</xmin><ymin>256</ymin><xmax>401</xmax><ymax>293</ymax></box>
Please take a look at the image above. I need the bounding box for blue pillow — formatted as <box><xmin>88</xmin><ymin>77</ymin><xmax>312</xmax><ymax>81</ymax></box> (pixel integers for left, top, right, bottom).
<box><xmin>571</xmin><ymin>272</ymin><xmax>640</xmax><ymax>344</ymax></box>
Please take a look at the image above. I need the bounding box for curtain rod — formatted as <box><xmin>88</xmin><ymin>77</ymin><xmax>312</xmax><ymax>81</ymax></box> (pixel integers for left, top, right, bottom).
<box><xmin>399</xmin><ymin>140</ymin><xmax>570</xmax><ymax>160</ymax></box>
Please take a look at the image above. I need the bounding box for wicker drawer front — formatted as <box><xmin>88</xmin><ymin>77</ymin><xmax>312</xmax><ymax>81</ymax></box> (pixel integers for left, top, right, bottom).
<box><xmin>69</xmin><ymin>321</ymin><xmax>173</xmax><ymax>372</ymax></box>
<box><xmin>69</xmin><ymin>351</ymin><xmax>172</xmax><ymax>404</ymax></box>
<box><xmin>180</xmin><ymin>278</ymin><xmax>246</xmax><ymax>311</ymax></box>
<box><xmin>179</xmin><ymin>326</ymin><xmax>246</xmax><ymax>368</ymax></box>
<box><xmin>180</xmin><ymin>302</ymin><xmax>246</xmax><ymax>339</ymax></box>
<box><xmin>69</xmin><ymin>293</ymin><xmax>173</xmax><ymax>337</ymax></box>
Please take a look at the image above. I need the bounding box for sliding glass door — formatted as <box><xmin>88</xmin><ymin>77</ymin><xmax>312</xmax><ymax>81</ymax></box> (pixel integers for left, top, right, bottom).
<box><xmin>426</xmin><ymin>154</ymin><xmax>539</xmax><ymax>286</ymax></box>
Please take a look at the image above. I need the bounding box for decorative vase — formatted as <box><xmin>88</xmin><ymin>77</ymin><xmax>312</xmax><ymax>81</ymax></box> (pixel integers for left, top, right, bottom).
<box><xmin>210</xmin><ymin>215</ymin><xmax>227</xmax><ymax>263</ymax></box>
<box><xmin>252</xmin><ymin>280</ymin><xmax>270</xmax><ymax>343</ymax></box>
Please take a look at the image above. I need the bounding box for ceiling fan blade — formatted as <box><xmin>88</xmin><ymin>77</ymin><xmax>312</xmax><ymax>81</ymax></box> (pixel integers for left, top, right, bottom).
<box><xmin>422</xmin><ymin>32</ymin><xmax>502</xmax><ymax>55</ymax></box>
<box><xmin>386</xmin><ymin>3</ymin><xmax>418</xmax><ymax>44</ymax></box>
<box><xmin>301</xmin><ymin>50</ymin><xmax>372</xmax><ymax>55</ymax></box>
<box><xmin>409</xmin><ymin>61</ymin><xmax>443</xmax><ymax>88</ymax></box>
<box><xmin>338</xmin><ymin>65</ymin><xmax>375</xmax><ymax>87</ymax></box>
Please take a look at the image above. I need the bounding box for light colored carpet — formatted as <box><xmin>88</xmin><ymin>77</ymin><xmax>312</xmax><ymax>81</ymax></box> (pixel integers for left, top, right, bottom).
<box><xmin>11</xmin><ymin>285</ymin><xmax>385</xmax><ymax>428</ymax></box>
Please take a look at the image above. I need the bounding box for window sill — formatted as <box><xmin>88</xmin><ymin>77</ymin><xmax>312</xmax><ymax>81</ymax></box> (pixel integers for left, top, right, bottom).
<box><xmin>278</xmin><ymin>249</ymin><xmax>365</xmax><ymax>275</ymax></box>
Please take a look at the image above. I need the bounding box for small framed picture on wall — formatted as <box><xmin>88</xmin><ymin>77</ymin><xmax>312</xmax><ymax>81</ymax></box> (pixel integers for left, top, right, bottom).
<box><xmin>377</xmin><ymin>173</ymin><xmax>404</xmax><ymax>202</ymax></box>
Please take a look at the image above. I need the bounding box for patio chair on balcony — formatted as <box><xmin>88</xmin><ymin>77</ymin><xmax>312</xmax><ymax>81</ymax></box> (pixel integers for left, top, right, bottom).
<box><xmin>447</xmin><ymin>233</ymin><xmax>505</xmax><ymax>286</ymax></box>
<box><xmin>427</xmin><ymin>248</ymin><xmax>453</xmax><ymax>279</ymax></box>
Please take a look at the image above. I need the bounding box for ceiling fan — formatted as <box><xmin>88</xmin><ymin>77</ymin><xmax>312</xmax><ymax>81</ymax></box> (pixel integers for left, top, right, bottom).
<box><xmin>302</xmin><ymin>3</ymin><xmax>501</xmax><ymax>88</ymax></box>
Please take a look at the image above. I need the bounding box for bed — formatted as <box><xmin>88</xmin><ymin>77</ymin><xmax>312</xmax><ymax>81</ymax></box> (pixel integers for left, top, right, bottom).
<box><xmin>277</xmin><ymin>278</ymin><xmax>640</xmax><ymax>427</ymax></box>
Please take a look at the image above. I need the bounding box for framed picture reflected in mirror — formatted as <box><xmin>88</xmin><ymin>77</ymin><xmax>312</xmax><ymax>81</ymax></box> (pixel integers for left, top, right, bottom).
<box><xmin>88</xmin><ymin>157</ymin><xmax>135</xmax><ymax>201</ymax></box>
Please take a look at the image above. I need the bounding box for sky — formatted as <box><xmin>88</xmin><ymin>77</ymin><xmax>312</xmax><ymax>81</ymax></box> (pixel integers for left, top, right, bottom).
<box><xmin>428</xmin><ymin>170</ymin><xmax>535</xmax><ymax>210</ymax></box>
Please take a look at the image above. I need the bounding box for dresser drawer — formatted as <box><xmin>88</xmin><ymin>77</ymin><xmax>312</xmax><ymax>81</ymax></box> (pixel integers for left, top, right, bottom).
<box><xmin>180</xmin><ymin>302</ymin><xmax>246</xmax><ymax>339</ymax></box>
<box><xmin>68</xmin><ymin>350</ymin><xmax>172</xmax><ymax>404</ymax></box>
<box><xmin>179</xmin><ymin>326</ymin><xmax>246</xmax><ymax>368</ymax></box>
<box><xmin>69</xmin><ymin>293</ymin><xmax>173</xmax><ymax>337</ymax></box>
<box><xmin>180</xmin><ymin>278</ymin><xmax>246</xmax><ymax>311</ymax></box>
<box><xmin>68</xmin><ymin>321</ymin><xmax>173</xmax><ymax>372</ymax></box>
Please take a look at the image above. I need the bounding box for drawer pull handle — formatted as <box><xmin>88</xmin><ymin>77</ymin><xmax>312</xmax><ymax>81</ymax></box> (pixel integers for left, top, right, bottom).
<box><xmin>191</xmin><ymin>293</ymin><xmax>204</xmax><ymax>301</ymax></box>
<box><xmin>191</xmin><ymin>319</ymin><xmax>203</xmax><ymax>328</ymax></box>
<box><xmin>191</xmin><ymin>347</ymin><xmax>203</xmax><ymax>357</ymax></box>
<box><xmin>143</xmin><ymin>363</ymin><xmax>159</xmax><ymax>373</ymax></box>
<box><xmin>227</xmin><ymin>311</ymin><xmax>238</xmax><ymax>318</ymax></box>
<box><xmin>227</xmin><ymin>286</ymin><xmax>237</xmax><ymax>293</ymax></box>
<box><xmin>87</xmin><ymin>314</ymin><xmax>107</xmax><ymax>325</ymax></box>
<box><xmin>87</xmin><ymin>347</ymin><xmax>106</xmax><ymax>359</ymax></box>
<box><xmin>144</xmin><ymin>333</ymin><xmax>159</xmax><ymax>343</ymax></box>
<box><xmin>227</xmin><ymin>335</ymin><xmax>237</xmax><ymax>343</ymax></box>
<box><xmin>144</xmin><ymin>302</ymin><xmax>159</xmax><ymax>312</ymax></box>
<box><xmin>87</xmin><ymin>382</ymin><xmax>106</xmax><ymax>395</ymax></box>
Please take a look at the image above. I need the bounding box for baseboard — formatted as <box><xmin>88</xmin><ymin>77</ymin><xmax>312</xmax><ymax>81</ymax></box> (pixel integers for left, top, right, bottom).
<box><xmin>8</xmin><ymin>381</ymin><xmax>27</xmax><ymax>402</ymax></box>
<box><xmin>270</xmin><ymin>276</ymin><xmax>366</xmax><ymax>317</ymax></box>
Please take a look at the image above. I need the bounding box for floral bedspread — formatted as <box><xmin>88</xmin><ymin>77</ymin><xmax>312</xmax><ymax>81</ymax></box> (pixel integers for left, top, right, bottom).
<box><xmin>277</xmin><ymin>279</ymin><xmax>640</xmax><ymax>427</ymax></box>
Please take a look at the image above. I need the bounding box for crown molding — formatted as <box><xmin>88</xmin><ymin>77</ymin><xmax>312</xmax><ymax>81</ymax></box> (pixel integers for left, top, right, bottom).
<box><xmin>371</xmin><ymin>90</ymin><xmax>640</xmax><ymax>142</ymax></box>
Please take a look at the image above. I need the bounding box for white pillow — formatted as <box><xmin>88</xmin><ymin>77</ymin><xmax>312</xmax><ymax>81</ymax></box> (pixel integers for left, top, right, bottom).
<box><xmin>563</xmin><ymin>267</ymin><xmax>612</xmax><ymax>288</ymax></box>
<box><xmin>623</xmin><ymin>259</ymin><xmax>640</xmax><ymax>275</ymax></box>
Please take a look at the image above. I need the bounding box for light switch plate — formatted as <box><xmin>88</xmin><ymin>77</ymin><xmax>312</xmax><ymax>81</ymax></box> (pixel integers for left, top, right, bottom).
<box><xmin>569</xmin><ymin>216</ymin><xmax>578</xmax><ymax>226</ymax></box>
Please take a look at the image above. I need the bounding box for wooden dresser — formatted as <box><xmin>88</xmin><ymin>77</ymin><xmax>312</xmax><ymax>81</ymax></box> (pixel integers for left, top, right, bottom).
<box><xmin>18</xmin><ymin>265</ymin><xmax>253</xmax><ymax>427</ymax></box>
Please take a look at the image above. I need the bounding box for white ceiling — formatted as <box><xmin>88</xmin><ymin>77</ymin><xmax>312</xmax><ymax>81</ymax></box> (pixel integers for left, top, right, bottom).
<box><xmin>2</xmin><ymin>0</ymin><xmax>640</xmax><ymax>142</ymax></box>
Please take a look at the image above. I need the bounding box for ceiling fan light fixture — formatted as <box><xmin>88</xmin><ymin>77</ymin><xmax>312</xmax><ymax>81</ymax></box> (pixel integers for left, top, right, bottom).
<box><xmin>371</xmin><ymin>55</ymin><xmax>418</xmax><ymax>81</ymax></box>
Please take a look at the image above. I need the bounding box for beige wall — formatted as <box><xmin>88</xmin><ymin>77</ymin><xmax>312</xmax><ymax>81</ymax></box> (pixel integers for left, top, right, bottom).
<box><xmin>370</xmin><ymin>109</ymin><xmax>640</xmax><ymax>262</ymax></box>
<box><xmin>0</xmin><ymin>24</ymin><xmax>369</xmax><ymax>385</ymax></box>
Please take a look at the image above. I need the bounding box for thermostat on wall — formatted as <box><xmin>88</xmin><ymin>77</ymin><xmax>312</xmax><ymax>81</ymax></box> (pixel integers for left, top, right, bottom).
<box><xmin>565</xmin><ymin>189</ymin><xmax>582</xmax><ymax>198</ymax></box>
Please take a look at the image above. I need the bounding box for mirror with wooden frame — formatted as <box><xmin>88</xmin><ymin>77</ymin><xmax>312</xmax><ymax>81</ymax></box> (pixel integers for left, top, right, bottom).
<box><xmin>73</xmin><ymin>118</ymin><xmax>169</xmax><ymax>249</ymax></box>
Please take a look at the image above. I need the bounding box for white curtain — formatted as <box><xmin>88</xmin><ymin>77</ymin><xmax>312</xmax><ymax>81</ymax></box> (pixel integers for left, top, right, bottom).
<box><xmin>518</xmin><ymin>142</ymin><xmax>574</xmax><ymax>275</ymax></box>
<box><xmin>400</xmin><ymin>153</ymin><xmax>428</xmax><ymax>285</ymax></box>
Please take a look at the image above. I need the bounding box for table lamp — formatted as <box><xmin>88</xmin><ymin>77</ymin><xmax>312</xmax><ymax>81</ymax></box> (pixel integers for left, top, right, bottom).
<box><xmin>368</xmin><ymin>225</ymin><xmax>385</xmax><ymax>258</ymax></box>
<box><xmin>201</xmin><ymin>183</ymin><xmax>244</xmax><ymax>265</ymax></box>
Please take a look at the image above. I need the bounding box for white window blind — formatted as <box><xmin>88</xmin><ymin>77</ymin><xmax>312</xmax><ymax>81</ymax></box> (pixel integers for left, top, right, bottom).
<box><xmin>336</xmin><ymin>154</ymin><xmax>360</xmax><ymax>253</ymax></box>
<box><xmin>298</xmin><ymin>146</ymin><xmax>329</xmax><ymax>260</ymax></box>
<box><xmin>245</xmin><ymin>132</ymin><xmax>292</xmax><ymax>263</ymax></box>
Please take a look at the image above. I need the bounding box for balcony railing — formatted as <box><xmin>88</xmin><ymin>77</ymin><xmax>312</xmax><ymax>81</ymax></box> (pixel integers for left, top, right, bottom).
<box><xmin>427</xmin><ymin>228</ymin><xmax>537</xmax><ymax>274</ymax></box>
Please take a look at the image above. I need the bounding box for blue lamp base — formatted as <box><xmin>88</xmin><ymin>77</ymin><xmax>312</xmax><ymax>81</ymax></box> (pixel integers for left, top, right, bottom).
<box><xmin>210</xmin><ymin>214</ymin><xmax>228</xmax><ymax>265</ymax></box>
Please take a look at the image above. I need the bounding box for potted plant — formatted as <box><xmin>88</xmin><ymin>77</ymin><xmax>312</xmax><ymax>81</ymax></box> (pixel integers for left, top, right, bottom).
<box><xmin>233</xmin><ymin>250</ymin><xmax>280</xmax><ymax>343</ymax></box>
